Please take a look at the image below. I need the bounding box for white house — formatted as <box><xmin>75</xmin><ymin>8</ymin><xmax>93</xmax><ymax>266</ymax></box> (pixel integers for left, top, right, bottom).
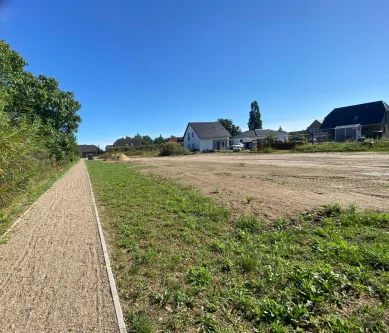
<box><xmin>231</xmin><ymin>129</ymin><xmax>289</xmax><ymax>148</ymax></box>
<box><xmin>183</xmin><ymin>122</ymin><xmax>231</xmax><ymax>151</ymax></box>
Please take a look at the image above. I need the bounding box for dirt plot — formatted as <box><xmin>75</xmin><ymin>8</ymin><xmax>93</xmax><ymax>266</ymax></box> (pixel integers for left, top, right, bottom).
<box><xmin>132</xmin><ymin>153</ymin><xmax>389</xmax><ymax>219</ymax></box>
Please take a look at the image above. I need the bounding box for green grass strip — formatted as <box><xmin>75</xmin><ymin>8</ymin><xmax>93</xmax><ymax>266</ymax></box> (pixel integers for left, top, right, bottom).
<box><xmin>87</xmin><ymin>161</ymin><xmax>389</xmax><ymax>332</ymax></box>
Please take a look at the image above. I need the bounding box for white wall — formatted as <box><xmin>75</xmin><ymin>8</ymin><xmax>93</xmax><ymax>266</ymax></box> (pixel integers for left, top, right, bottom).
<box><xmin>183</xmin><ymin>125</ymin><xmax>200</xmax><ymax>150</ymax></box>
<box><xmin>276</xmin><ymin>133</ymin><xmax>289</xmax><ymax>142</ymax></box>
<box><xmin>199</xmin><ymin>139</ymin><xmax>214</xmax><ymax>151</ymax></box>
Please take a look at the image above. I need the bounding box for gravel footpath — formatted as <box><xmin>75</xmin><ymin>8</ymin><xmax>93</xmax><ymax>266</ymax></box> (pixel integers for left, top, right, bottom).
<box><xmin>0</xmin><ymin>161</ymin><xmax>119</xmax><ymax>333</ymax></box>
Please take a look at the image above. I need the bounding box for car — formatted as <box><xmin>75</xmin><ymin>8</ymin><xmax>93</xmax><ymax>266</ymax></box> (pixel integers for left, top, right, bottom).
<box><xmin>87</xmin><ymin>153</ymin><xmax>94</xmax><ymax>160</ymax></box>
<box><xmin>230</xmin><ymin>143</ymin><xmax>244</xmax><ymax>150</ymax></box>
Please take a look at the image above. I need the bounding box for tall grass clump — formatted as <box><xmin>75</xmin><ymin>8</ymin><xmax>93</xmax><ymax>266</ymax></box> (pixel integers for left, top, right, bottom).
<box><xmin>0</xmin><ymin>108</ymin><xmax>49</xmax><ymax>207</ymax></box>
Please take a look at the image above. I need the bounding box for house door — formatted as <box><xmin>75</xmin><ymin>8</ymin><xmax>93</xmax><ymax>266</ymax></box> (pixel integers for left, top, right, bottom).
<box><xmin>217</xmin><ymin>142</ymin><xmax>221</xmax><ymax>150</ymax></box>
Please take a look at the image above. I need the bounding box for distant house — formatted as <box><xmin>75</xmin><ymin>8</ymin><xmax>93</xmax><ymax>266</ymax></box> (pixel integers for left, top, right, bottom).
<box><xmin>167</xmin><ymin>136</ymin><xmax>183</xmax><ymax>144</ymax></box>
<box><xmin>78</xmin><ymin>144</ymin><xmax>100</xmax><ymax>158</ymax></box>
<box><xmin>305</xmin><ymin>119</ymin><xmax>323</xmax><ymax>135</ymax></box>
<box><xmin>183</xmin><ymin>122</ymin><xmax>230</xmax><ymax>151</ymax></box>
<box><xmin>113</xmin><ymin>137</ymin><xmax>141</xmax><ymax>147</ymax></box>
<box><xmin>231</xmin><ymin>129</ymin><xmax>289</xmax><ymax>149</ymax></box>
<box><xmin>320</xmin><ymin>101</ymin><xmax>389</xmax><ymax>140</ymax></box>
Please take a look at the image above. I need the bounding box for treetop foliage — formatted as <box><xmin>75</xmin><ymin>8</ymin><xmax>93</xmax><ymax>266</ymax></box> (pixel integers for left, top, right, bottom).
<box><xmin>248</xmin><ymin>101</ymin><xmax>262</xmax><ymax>130</ymax></box>
<box><xmin>0</xmin><ymin>39</ymin><xmax>81</xmax><ymax>161</ymax></box>
<box><xmin>218</xmin><ymin>118</ymin><xmax>242</xmax><ymax>137</ymax></box>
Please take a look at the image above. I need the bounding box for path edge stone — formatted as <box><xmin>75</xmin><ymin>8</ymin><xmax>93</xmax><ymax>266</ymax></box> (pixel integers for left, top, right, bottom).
<box><xmin>85</xmin><ymin>161</ymin><xmax>127</xmax><ymax>333</ymax></box>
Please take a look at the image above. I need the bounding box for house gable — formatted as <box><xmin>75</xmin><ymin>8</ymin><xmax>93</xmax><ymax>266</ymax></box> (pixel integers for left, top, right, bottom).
<box><xmin>183</xmin><ymin>124</ymin><xmax>201</xmax><ymax>150</ymax></box>
<box><xmin>183</xmin><ymin>122</ymin><xmax>230</xmax><ymax>151</ymax></box>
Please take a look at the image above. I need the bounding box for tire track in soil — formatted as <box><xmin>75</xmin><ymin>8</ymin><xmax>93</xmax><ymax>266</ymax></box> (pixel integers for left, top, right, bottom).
<box><xmin>0</xmin><ymin>161</ymin><xmax>119</xmax><ymax>333</ymax></box>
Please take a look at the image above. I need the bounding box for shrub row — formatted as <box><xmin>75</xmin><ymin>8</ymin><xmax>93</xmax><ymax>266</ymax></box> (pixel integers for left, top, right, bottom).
<box><xmin>107</xmin><ymin>143</ymin><xmax>189</xmax><ymax>156</ymax></box>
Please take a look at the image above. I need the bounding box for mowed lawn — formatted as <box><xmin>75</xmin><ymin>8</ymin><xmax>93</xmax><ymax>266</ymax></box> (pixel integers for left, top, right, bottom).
<box><xmin>87</xmin><ymin>161</ymin><xmax>389</xmax><ymax>333</ymax></box>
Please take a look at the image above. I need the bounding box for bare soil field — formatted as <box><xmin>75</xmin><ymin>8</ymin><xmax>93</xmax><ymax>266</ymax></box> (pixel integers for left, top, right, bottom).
<box><xmin>132</xmin><ymin>152</ymin><xmax>389</xmax><ymax>219</ymax></box>
<box><xmin>0</xmin><ymin>161</ymin><xmax>118</xmax><ymax>333</ymax></box>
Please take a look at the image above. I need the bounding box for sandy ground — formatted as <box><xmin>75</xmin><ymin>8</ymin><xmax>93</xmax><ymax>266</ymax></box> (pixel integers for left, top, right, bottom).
<box><xmin>0</xmin><ymin>161</ymin><xmax>118</xmax><ymax>333</ymax></box>
<box><xmin>132</xmin><ymin>152</ymin><xmax>389</xmax><ymax>219</ymax></box>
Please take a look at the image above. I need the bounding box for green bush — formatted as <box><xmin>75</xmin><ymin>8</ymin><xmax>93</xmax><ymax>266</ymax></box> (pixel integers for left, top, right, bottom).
<box><xmin>107</xmin><ymin>144</ymin><xmax>163</xmax><ymax>156</ymax></box>
<box><xmin>159</xmin><ymin>143</ymin><xmax>190</xmax><ymax>156</ymax></box>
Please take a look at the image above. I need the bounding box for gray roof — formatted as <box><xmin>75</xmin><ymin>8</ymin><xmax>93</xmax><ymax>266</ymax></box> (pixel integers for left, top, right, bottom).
<box><xmin>231</xmin><ymin>130</ymin><xmax>256</xmax><ymax>139</ymax></box>
<box><xmin>232</xmin><ymin>129</ymin><xmax>287</xmax><ymax>139</ymax></box>
<box><xmin>78</xmin><ymin>145</ymin><xmax>98</xmax><ymax>154</ymax></box>
<box><xmin>321</xmin><ymin>101</ymin><xmax>388</xmax><ymax>130</ymax></box>
<box><xmin>113</xmin><ymin>137</ymin><xmax>141</xmax><ymax>147</ymax></box>
<box><xmin>186</xmin><ymin>122</ymin><xmax>231</xmax><ymax>139</ymax></box>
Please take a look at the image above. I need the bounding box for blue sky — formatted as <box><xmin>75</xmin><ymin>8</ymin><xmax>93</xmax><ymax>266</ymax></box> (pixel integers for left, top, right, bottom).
<box><xmin>1</xmin><ymin>0</ymin><xmax>389</xmax><ymax>147</ymax></box>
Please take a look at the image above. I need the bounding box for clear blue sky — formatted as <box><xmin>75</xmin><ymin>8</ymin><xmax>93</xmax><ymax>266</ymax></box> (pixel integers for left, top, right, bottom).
<box><xmin>1</xmin><ymin>0</ymin><xmax>389</xmax><ymax>147</ymax></box>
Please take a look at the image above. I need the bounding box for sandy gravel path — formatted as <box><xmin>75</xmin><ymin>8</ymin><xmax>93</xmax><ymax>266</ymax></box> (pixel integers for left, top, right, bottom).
<box><xmin>0</xmin><ymin>161</ymin><xmax>119</xmax><ymax>333</ymax></box>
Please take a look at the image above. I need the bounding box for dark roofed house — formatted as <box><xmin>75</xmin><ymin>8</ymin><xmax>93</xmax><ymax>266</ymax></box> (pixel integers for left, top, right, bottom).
<box><xmin>78</xmin><ymin>144</ymin><xmax>100</xmax><ymax>158</ymax></box>
<box><xmin>320</xmin><ymin>101</ymin><xmax>389</xmax><ymax>140</ymax></box>
<box><xmin>183</xmin><ymin>122</ymin><xmax>231</xmax><ymax>151</ymax></box>
<box><xmin>113</xmin><ymin>137</ymin><xmax>141</xmax><ymax>147</ymax></box>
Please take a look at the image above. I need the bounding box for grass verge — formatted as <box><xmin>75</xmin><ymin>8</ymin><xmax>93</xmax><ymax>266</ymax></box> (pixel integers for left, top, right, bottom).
<box><xmin>0</xmin><ymin>162</ymin><xmax>74</xmax><ymax>236</ymax></box>
<box><xmin>295</xmin><ymin>140</ymin><xmax>389</xmax><ymax>153</ymax></box>
<box><xmin>87</xmin><ymin>161</ymin><xmax>389</xmax><ymax>332</ymax></box>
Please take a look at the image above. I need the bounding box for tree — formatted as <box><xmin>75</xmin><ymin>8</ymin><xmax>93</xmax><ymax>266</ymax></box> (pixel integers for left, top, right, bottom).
<box><xmin>248</xmin><ymin>101</ymin><xmax>262</xmax><ymax>130</ymax></box>
<box><xmin>133</xmin><ymin>133</ymin><xmax>153</xmax><ymax>145</ymax></box>
<box><xmin>0</xmin><ymin>40</ymin><xmax>82</xmax><ymax>161</ymax></box>
<box><xmin>278</xmin><ymin>126</ymin><xmax>284</xmax><ymax>132</ymax></box>
<box><xmin>153</xmin><ymin>134</ymin><xmax>165</xmax><ymax>144</ymax></box>
<box><xmin>218</xmin><ymin>118</ymin><xmax>242</xmax><ymax>136</ymax></box>
<box><xmin>265</xmin><ymin>133</ymin><xmax>276</xmax><ymax>144</ymax></box>
<box><xmin>134</xmin><ymin>133</ymin><xmax>142</xmax><ymax>142</ymax></box>
<box><xmin>141</xmin><ymin>135</ymin><xmax>153</xmax><ymax>145</ymax></box>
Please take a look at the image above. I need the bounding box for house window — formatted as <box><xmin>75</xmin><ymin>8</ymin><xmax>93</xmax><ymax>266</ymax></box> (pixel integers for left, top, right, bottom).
<box><xmin>188</xmin><ymin>133</ymin><xmax>190</xmax><ymax>141</ymax></box>
<box><xmin>192</xmin><ymin>132</ymin><xmax>194</xmax><ymax>138</ymax></box>
<box><xmin>354</xmin><ymin>116</ymin><xmax>359</xmax><ymax>121</ymax></box>
<box><xmin>240</xmin><ymin>139</ymin><xmax>243</xmax><ymax>143</ymax></box>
